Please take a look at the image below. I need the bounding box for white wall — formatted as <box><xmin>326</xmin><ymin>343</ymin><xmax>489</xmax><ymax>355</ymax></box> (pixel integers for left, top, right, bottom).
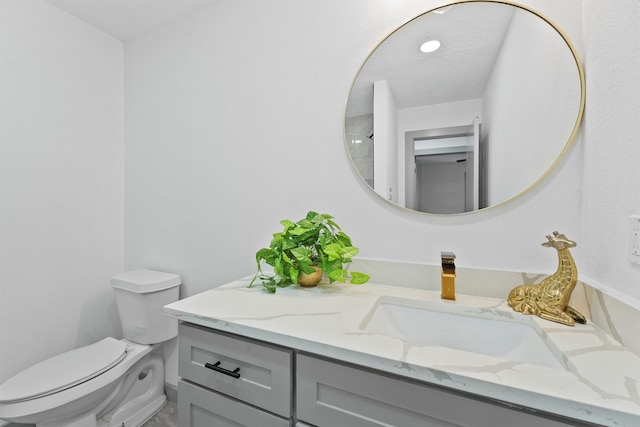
<box><xmin>482</xmin><ymin>7</ymin><xmax>582</xmax><ymax>206</ymax></box>
<box><xmin>580</xmin><ymin>0</ymin><xmax>640</xmax><ymax>303</ymax></box>
<box><xmin>123</xmin><ymin>0</ymin><xmax>594</xmax><ymax>303</ymax></box>
<box><xmin>122</xmin><ymin>1</ymin><xmax>591</xmax><ymax>389</ymax></box>
<box><xmin>373</xmin><ymin>80</ymin><xmax>398</xmax><ymax>202</ymax></box>
<box><xmin>0</xmin><ymin>0</ymin><xmax>124</xmax><ymax>383</ymax></box>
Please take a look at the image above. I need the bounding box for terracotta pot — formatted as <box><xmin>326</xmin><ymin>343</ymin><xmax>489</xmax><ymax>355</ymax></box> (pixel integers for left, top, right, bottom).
<box><xmin>297</xmin><ymin>266</ymin><xmax>322</xmax><ymax>287</ymax></box>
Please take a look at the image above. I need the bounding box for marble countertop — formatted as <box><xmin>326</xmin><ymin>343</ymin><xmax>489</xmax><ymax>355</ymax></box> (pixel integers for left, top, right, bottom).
<box><xmin>163</xmin><ymin>277</ymin><xmax>640</xmax><ymax>427</ymax></box>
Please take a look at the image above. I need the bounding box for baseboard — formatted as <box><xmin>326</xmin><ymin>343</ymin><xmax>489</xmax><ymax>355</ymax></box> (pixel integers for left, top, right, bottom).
<box><xmin>165</xmin><ymin>382</ymin><xmax>178</xmax><ymax>404</ymax></box>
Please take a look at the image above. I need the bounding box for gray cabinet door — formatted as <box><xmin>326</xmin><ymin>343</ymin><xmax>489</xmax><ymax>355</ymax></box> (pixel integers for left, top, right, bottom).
<box><xmin>178</xmin><ymin>379</ymin><xmax>290</xmax><ymax>427</ymax></box>
<box><xmin>296</xmin><ymin>354</ymin><xmax>576</xmax><ymax>427</ymax></box>
<box><xmin>179</xmin><ymin>323</ymin><xmax>292</xmax><ymax>418</ymax></box>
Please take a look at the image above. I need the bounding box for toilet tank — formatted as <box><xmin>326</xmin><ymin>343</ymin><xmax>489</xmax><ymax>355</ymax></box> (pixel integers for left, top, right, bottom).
<box><xmin>112</xmin><ymin>269</ymin><xmax>181</xmax><ymax>345</ymax></box>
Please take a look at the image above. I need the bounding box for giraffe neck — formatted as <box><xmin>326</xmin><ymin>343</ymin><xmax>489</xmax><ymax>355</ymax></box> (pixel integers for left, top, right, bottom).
<box><xmin>552</xmin><ymin>247</ymin><xmax>577</xmax><ymax>292</ymax></box>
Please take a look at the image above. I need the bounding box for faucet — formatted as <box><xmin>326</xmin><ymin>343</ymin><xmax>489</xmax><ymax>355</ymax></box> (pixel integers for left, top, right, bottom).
<box><xmin>441</xmin><ymin>252</ymin><xmax>456</xmax><ymax>300</ymax></box>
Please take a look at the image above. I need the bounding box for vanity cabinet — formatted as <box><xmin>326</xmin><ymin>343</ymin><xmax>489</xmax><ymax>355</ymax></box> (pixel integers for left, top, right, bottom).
<box><xmin>177</xmin><ymin>322</ymin><xmax>587</xmax><ymax>427</ymax></box>
<box><xmin>178</xmin><ymin>380</ymin><xmax>290</xmax><ymax>427</ymax></box>
<box><xmin>177</xmin><ymin>323</ymin><xmax>292</xmax><ymax>426</ymax></box>
<box><xmin>296</xmin><ymin>354</ymin><xmax>576</xmax><ymax>427</ymax></box>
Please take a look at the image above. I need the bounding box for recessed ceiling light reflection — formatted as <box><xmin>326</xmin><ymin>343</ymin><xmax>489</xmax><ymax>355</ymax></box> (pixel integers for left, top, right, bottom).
<box><xmin>419</xmin><ymin>40</ymin><xmax>441</xmax><ymax>53</ymax></box>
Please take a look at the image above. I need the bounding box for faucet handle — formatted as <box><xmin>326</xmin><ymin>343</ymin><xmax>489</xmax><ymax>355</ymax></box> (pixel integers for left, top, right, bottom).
<box><xmin>441</xmin><ymin>252</ymin><xmax>456</xmax><ymax>273</ymax></box>
<box><xmin>441</xmin><ymin>251</ymin><xmax>456</xmax><ymax>263</ymax></box>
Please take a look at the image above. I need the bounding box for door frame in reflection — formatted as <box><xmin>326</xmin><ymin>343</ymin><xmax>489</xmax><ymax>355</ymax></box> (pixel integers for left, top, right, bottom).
<box><xmin>405</xmin><ymin>118</ymin><xmax>484</xmax><ymax>214</ymax></box>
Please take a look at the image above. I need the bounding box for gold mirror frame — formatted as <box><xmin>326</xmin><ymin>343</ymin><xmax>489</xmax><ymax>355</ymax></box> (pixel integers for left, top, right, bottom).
<box><xmin>344</xmin><ymin>0</ymin><xmax>586</xmax><ymax>215</ymax></box>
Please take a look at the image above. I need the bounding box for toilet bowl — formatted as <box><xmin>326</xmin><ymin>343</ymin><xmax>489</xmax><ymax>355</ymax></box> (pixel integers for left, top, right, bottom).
<box><xmin>0</xmin><ymin>269</ymin><xmax>181</xmax><ymax>427</ymax></box>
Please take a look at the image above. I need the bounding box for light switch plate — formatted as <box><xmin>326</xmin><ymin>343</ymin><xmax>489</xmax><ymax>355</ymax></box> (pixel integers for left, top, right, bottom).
<box><xmin>629</xmin><ymin>214</ymin><xmax>640</xmax><ymax>265</ymax></box>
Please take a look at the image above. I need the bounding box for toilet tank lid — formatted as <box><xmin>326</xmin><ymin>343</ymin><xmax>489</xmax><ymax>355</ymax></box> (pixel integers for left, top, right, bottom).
<box><xmin>111</xmin><ymin>269</ymin><xmax>181</xmax><ymax>293</ymax></box>
<box><xmin>0</xmin><ymin>337</ymin><xmax>127</xmax><ymax>403</ymax></box>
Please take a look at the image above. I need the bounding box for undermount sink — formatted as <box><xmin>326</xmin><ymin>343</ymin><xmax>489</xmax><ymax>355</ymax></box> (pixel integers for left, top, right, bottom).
<box><xmin>360</xmin><ymin>296</ymin><xmax>566</xmax><ymax>371</ymax></box>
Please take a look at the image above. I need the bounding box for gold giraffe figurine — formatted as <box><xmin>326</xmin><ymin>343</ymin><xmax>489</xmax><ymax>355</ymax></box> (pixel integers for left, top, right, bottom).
<box><xmin>507</xmin><ymin>232</ymin><xmax>587</xmax><ymax>326</ymax></box>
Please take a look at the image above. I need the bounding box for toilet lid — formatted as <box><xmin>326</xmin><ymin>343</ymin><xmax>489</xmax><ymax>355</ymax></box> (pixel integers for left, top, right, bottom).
<box><xmin>0</xmin><ymin>337</ymin><xmax>127</xmax><ymax>403</ymax></box>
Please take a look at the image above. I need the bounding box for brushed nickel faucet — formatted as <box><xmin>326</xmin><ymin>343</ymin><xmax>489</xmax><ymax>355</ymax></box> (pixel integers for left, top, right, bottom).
<box><xmin>441</xmin><ymin>252</ymin><xmax>456</xmax><ymax>300</ymax></box>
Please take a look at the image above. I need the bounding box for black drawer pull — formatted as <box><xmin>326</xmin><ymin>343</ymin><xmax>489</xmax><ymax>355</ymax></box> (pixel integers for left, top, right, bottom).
<box><xmin>205</xmin><ymin>361</ymin><xmax>241</xmax><ymax>378</ymax></box>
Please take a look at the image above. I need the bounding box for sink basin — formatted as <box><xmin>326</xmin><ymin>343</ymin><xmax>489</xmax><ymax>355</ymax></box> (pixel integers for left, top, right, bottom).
<box><xmin>360</xmin><ymin>296</ymin><xmax>566</xmax><ymax>370</ymax></box>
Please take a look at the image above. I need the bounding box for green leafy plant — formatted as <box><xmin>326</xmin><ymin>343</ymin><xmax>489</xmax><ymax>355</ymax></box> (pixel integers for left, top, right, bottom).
<box><xmin>249</xmin><ymin>211</ymin><xmax>370</xmax><ymax>293</ymax></box>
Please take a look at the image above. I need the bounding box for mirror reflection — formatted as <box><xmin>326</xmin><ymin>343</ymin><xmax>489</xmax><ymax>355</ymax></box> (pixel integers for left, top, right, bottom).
<box><xmin>345</xmin><ymin>1</ymin><xmax>584</xmax><ymax>214</ymax></box>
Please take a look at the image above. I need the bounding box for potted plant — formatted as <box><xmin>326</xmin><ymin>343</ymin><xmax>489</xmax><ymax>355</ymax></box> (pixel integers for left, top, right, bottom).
<box><xmin>249</xmin><ymin>211</ymin><xmax>370</xmax><ymax>293</ymax></box>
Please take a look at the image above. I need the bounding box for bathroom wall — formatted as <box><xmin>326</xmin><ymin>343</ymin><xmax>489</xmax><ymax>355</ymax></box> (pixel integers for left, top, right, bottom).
<box><xmin>123</xmin><ymin>0</ymin><xmax>587</xmax><ymax>386</ymax></box>
<box><xmin>0</xmin><ymin>1</ymin><xmax>125</xmax><ymax>383</ymax></box>
<box><xmin>482</xmin><ymin>8</ymin><xmax>581</xmax><ymax>207</ymax></box>
<box><xmin>123</xmin><ymin>0</ymin><xmax>591</xmax><ymax>296</ymax></box>
<box><xmin>373</xmin><ymin>80</ymin><xmax>398</xmax><ymax>202</ymax></box>
<box><xmin>580</xmin><ymin>0</ymin><xmax>640</xmax><ymax>305</ymax></box>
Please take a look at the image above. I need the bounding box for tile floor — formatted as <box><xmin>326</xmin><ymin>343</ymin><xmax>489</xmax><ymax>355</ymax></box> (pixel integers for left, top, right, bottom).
<box><xmin>142</xmin><ymin>401</ymin><xmax>177</xmax><ymax>427</ymax></box>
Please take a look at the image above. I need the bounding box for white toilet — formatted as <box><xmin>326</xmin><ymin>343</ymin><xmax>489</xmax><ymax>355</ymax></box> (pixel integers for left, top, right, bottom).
<box><xmin>0</xmin><ymin>269</ymin><xmax>181</xmax><ymax>427</ymax></box>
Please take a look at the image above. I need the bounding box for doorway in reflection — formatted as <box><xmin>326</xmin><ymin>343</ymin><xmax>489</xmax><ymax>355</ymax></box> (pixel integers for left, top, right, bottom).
<box><xmin>406</xmin><ymin>119</ymin><xmax>485</xmax><ymax>214</ymax></box>
<box><xmin>416</xmin><ymin>152</ymin><xmax>467</xmax><ymax>214</ymax></box>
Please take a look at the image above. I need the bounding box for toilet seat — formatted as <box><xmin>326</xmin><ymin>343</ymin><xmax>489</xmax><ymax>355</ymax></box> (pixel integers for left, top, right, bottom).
<box><xmin>0</xmin><ymin>337</ymin><xmax>127</xmax><ymax>403</ymax></box>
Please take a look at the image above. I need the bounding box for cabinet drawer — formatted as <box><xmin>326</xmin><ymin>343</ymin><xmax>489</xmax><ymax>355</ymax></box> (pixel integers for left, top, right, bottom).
<box><xmin>297</xmin><ymin>354</ymin><xmax>575</xmax><ymax>427</ymax></box>
<box><xmin>179</xmin><ymin>323</ymin><xmax>292</xmax><ymax>417</ymax></box>
<box><xmin>178</xmin><ymin>379</ymin><xmax>290</xmax><ymax>427</ymax></box>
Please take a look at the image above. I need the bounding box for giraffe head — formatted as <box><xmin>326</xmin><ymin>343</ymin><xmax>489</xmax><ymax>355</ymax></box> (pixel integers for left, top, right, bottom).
<box><xmin>542</xmin><ymin>231</ymin><xmax>577</xmax><ymax>250</ymax></box>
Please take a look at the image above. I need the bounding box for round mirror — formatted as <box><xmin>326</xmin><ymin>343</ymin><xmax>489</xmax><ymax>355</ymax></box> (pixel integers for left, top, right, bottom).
<box><xmin>345</xmin><ymin>0</ymin><xmax>585</xmax><ymax>215</ymax></box>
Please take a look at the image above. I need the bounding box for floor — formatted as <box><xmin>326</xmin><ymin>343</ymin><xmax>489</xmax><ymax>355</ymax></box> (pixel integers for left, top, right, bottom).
<box><xmin>142</xmin><ymin>401</ymin><xmax>177</xmax><ymax>427</ymax></box>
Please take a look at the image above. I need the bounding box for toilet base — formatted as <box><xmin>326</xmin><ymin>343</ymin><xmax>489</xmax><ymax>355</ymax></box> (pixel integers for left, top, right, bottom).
<box><xmin>22</xmin><ymin>348</ymin><xmax>166</xmax><ymax>427</ymax></box>
<box><xmin>98</xmin><ymin>353</ymin><xmax>167</xmax><ymax>427</ymax></box>
<box><xmin>103</xmin><ymin>395</ymin><xmax>166</xmax><ymax>427</ymax></box>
